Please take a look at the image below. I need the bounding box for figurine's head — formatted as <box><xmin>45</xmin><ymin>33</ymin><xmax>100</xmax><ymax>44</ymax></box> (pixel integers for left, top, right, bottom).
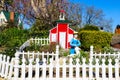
<box><xmin>73</xmin><ymin>32</ymin><xmax>78</xmax><ymax>39</ymax></box>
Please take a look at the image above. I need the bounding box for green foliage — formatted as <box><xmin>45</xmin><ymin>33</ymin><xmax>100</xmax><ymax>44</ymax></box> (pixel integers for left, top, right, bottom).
<box><xmin>78</xmin><ymin>31</ymin><xmax>113</xmax><ymax>51</ymax></box>
<box><xmin>0</xmin><ymin>28</ymin><xmax>29</xmax><ymax>56</ymax></box>
<box><xmin>0</xmin><ymin>47</ymin><xmax>16</xmax><ymax>57</ymax></box>
<box><xmin>72</xmin><ymin>50</ymin><xmax>89</xmax><ymax>64</ymax></box>
<box><xmin>0</xmin><ymin>28</ymin><xmax>28</xmax><ymax>47</ymax></box>
<box><xmin>24</xmin><ymin>43</ymin><xmax>40</xmax><ymax>52</ymax></box>
<box><xmin>79</xmin><ymin>24</ymin><xmax>99</xmax><ymax>31</ymax></box>
<box><xmin>24</xmin><ymin>42</ymin><xmax>57</xmax><ymax>53</ymax></box>
<box><xmin>39</xmin><ymin>42</ymin><xmax>57</xmax><ymax>52</ymax></box>
<box><xmin>29</xmin><ymin>20</ymin><xmax>49</xmax><ymax>37</ymax></box>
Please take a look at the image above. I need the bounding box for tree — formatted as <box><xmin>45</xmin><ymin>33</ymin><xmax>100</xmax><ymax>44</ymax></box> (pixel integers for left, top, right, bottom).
<box><xmin>65</xmin><ymin>2</ymin><xmax>82</xmax><ymax>27</ymax></box>
<box><xmin>84</xmin><ymin>6</ymin><xmax>104</xmax><ymax>25</ymax></box>
<box><xmin>83</xmin><ymin>6</ymin><xmax>113</xmax><ymax>32</ymax></box>
<box><xmin>12</xmin><ymin>0</ymin><xmax>68</xmax><ymax>28</ymax></box>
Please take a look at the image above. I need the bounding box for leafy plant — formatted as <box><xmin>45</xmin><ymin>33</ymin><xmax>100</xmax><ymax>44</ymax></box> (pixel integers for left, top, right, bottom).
<box><xmin>0</xmin><ymin>28</ymin><xmax>29</xmax><ymax>57</ymax></box>
<box><xmin>78</xmin><ymin>31</ymin><xmax>113</xmax><ymax>51</ymax></box>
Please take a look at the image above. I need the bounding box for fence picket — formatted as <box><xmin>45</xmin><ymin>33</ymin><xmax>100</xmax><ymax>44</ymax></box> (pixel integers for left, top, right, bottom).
<box><xmin>14</xmin><ymin>53</ymin><xmax>19</xmax><ymax>80</ymax></box>
<box><xmin>76</xmin><ymin>58</ymin><xmax>79</xmax><ymax>79</ymax></box>
<box><xmin>109</xmin><ymin>59</ymin><xmax>112</xmax><ymax>79</ymax></box>
<box><xmin>42</xmin><ymin>58</ymin><xmax>46</xmax><ymax>79</ymax></box>
<box><xmin>63</xmin><ymin>58</ymin><xmax>66</xmax><ymax>78</ymax></box>
<box><xmin>102</xmin><ymin>59</ymin><xmax>106</xmax><ymax>79</ymax></box>
<box><xmin>4</xmin><ymin>56</ymin><xmax>10</xmax><ymax>78</ymax></box>
<box><xmin>28</xmin><ymin>59</ymin><xmax>33</xmax><ymax>80</ymax></box>
<box><xmin>49</xmin><ymin>59</ymin><xmax>53</xmax><ymax>79</ymax></box>
<box><xmin>0</xmin><ymin>54</ymin><xmax>2</xmax><ymax>76</ymax></box>
<box><xmin>21</xmin><ymin>58</ymin><xmax>26</xmax><ymax>80</ymax></box>
<box><xmin>89</xmin><ymin>59</ymin><xmax>92</xmax><ymax>79</ymax></box>
<box><xmin>95</xmin><ymin>59</ymin><xmax>99</xmax><ymax>79</ymax></box>
<box><xmin>115</xmin><ymin>59</ymin><xmax>119</xmax><ymax>80</ymax></box>
<box><xmin>1</xmin><ymin>55</ymin><xmax>6</xmax><ymax>77</ymax></box>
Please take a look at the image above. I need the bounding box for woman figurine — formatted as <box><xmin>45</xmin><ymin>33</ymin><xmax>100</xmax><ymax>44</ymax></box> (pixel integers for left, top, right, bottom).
<box><xmin>70</xmin><ymin>32</ymin><xmax>81</xmax><ymax>55</ymax></box>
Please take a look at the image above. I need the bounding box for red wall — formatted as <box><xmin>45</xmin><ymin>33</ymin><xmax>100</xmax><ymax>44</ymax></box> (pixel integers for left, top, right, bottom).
<box><xmin>50</xmin><ymin>23</ymin><xmax>74</xmax><ymax>49</ymax></box>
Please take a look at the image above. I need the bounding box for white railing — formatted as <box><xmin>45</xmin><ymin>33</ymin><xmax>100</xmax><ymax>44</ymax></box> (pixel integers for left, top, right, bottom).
<box><xmin>29</xmin><ymin>37</ymin><xmax>49</xmax><ymax>46</ymax></box>
<box><xmin>0</xmin><ymin>54</ymin><xmax>119</xmax><ymax>80</ymax></box>
<box><xmin>90</xmin><ymin>46</ymin><xmax>120</xmax><ymax>60</ymax></box>
<box><xmin>0</xmin><ymin>45</ymin><xmax>120</xmax><ymax>80</ymax></box>
<box><xmin>18</xmin><ymin>45</ymin><xmax>59</xmax><ymax>64</ymax></box>
<box><xmin>19</xmin><ymin>38</ymin><xmax>49</xmax><ymax>52</ymax></box>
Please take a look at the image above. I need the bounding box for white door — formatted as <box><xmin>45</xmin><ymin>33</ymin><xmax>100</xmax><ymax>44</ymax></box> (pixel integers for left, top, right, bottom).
<box><xmin>59</xmin><ymin>32</ymin><xmax>66</xmax><ymax>49</ymax></box>
<box><xmin>51</xmin><ymin>33</ymin><xmax>56</xmax><ymax>42</ymax></box>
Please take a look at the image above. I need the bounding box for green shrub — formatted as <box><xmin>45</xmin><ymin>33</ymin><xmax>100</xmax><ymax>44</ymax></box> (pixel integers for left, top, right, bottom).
<box><xmin>0</xmin><ymin>28</ymin><xmax>29</xmax><ymax>57</ymax></box>
<box><xmin>78</xmin><ymin>31</ymin><xmax>113</xmax><ymax>51</ymax></box>
<box><xmin>79</xmin><ymin>24</ymin><xmax>99</xmax><ymax>31</ymax></box>
<box><xmin>0</xmin><ymin>28</ymin><xmax>29</xmax><ymax>48</ymax></box>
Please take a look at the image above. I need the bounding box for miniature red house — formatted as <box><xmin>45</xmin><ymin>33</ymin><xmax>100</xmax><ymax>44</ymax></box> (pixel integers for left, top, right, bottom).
<box><xmin>49</xmin><ymin>10</ymin><xmax>75</xmax><ymax>49</ymax></box>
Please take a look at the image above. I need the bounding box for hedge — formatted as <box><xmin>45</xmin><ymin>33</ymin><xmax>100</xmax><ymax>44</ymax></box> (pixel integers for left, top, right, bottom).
<box><xmin>0</xmin><ymin>28</ymin><xmax>29</xmax><ymax>57</ymax></box>
<box><xmin>78</xmin><ymin>31</ymin><xmax>113</xmax><ymax>51</ymax></box>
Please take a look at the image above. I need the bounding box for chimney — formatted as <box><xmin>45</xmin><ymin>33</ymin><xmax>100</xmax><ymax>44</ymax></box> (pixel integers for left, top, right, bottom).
<box><xmin>10</xmin><ymin>11</ymin><xmax>14</xmax><ymax>22</ymax></box>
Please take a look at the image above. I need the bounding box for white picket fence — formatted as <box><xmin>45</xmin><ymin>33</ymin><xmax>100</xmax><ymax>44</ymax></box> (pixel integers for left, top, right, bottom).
<box><xmin>0</xmin><ymin>45</ymin><xmax>120</xmax><ymax>80</ymax></box>
<box><xmin>29</xmin><ymin>38</ymin><xmax>49</xmax><ymax>45</ymax></box>
<box><xmin>19</xmin><ymin>38</ymin><xmax>49</xmax><ymax>52</ymax></box>
<box><xmin>90</xmin><ymin>46</ymin><xmax>120</xmax><ymax>60</ymax></box>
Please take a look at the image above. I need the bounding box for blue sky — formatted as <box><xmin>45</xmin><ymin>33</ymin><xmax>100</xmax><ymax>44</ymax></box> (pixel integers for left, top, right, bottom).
<box><xmin>71</xmin><ymin>0</ymin><xmax>120</xmax><ymax>32</ymax></box>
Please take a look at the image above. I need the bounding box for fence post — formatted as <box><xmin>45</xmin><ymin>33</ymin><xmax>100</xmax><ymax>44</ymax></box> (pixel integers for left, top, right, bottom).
<box><xmin>14</xmin><ymin>52</ymin><xmax>19</xmax><ymax>80</ymax></box>
<box><xmin>90</xmin><ymin>46</ymin><xmax>93</xmax><ymax>60</ymax></box>
<box><xmin>56</xmin><ymin>45</ymin><xmax>59</xmax><ymax>60</ymax></box>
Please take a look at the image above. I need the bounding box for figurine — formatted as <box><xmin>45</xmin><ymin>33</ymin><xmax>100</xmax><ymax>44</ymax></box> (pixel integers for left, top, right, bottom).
<box><xmin>70</xmin><ymin>32</ymin><xmax>81</xmax><ymax>55</ymax></box>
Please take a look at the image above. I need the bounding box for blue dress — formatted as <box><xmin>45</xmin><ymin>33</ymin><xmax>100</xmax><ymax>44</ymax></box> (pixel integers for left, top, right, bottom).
<box><xmin>70</xmin><ymin>38</ymin><xmax>81</xmax><ymax>55</ymax></box>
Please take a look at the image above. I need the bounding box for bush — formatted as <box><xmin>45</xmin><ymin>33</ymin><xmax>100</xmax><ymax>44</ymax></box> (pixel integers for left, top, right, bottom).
<box><xmin>78</xmin><ymin>31</ymin><xmax>113</xmax><ymax>51</ymax></box>
<box><xmin>79</xmin><ymin>24</ymin><xmax>99</xmax><ymax>31</ymax></box>
<box><xmin>0</xmin><ymin>28</ymin><xmax>29</xmax><ymax>57</ymax></box>
<box><xmin>0</xmin><ymin>28</ymin><xmax>29</xmax><ymax>47</ymax></box>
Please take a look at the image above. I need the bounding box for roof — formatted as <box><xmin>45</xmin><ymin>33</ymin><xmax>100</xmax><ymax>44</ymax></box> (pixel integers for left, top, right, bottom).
<box><xmin>55</xmin><ymin>20</ymin><xmax>71</xmax><ymax>23</ymax></box>
<box><xmin>111</xmin><ymin>34</ymin><xmax>120</xmax><ymax>45</ymax></box>
<box><xmin>0</xmin><ymin>10</ymin><xmax>20</xmax><ymax>23</ymax></box>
